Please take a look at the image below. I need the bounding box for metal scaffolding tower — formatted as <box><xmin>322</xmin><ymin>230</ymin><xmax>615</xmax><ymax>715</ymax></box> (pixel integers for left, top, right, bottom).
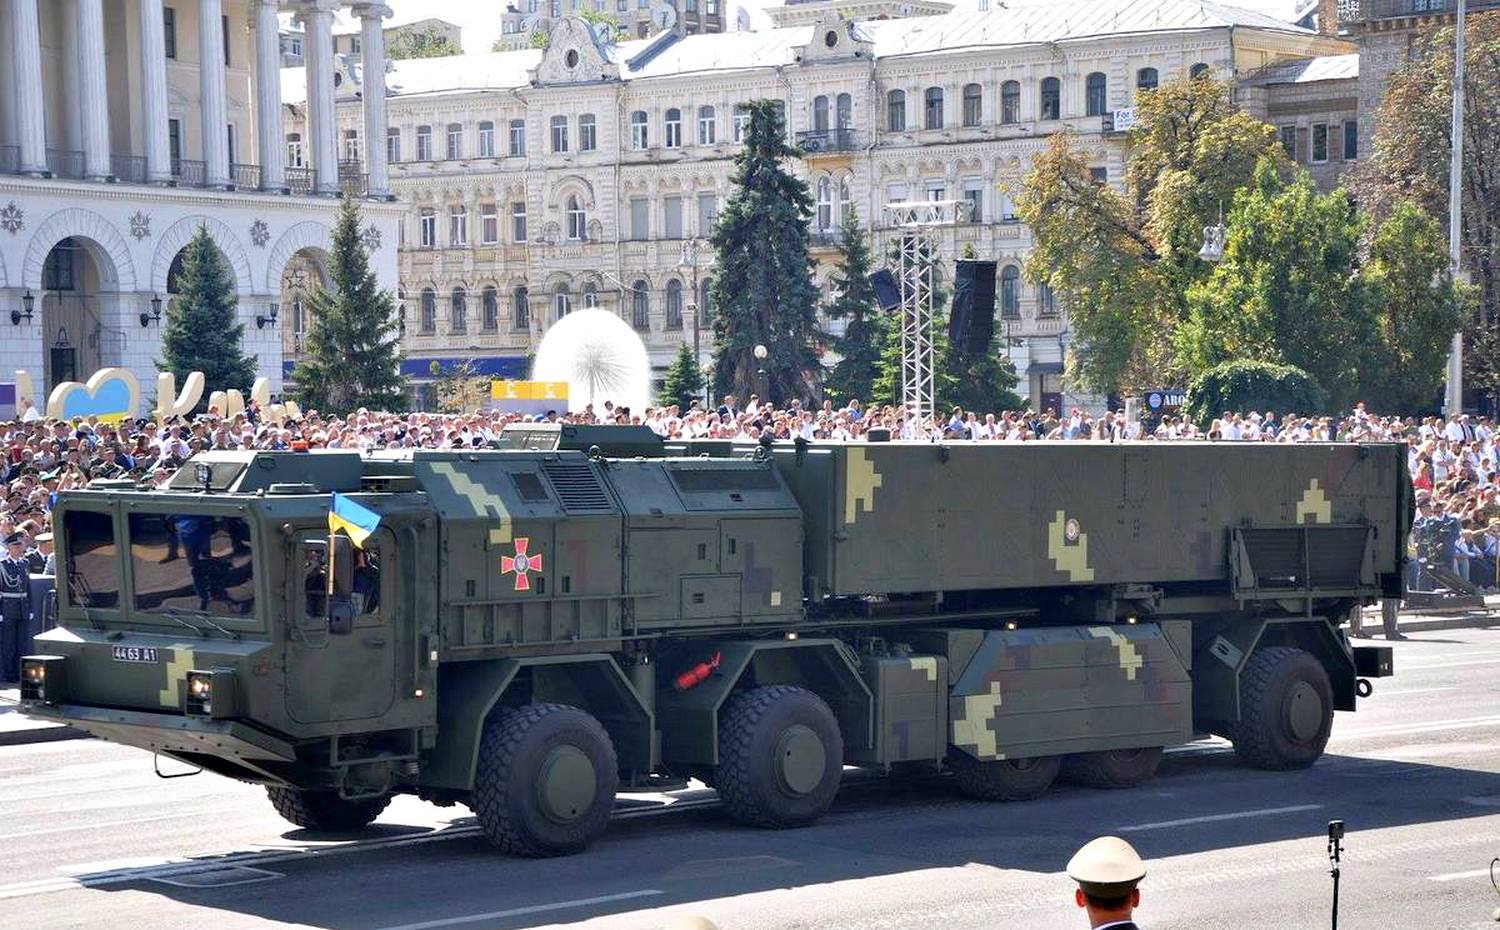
<box><xmin>883</xmin><ymin>199</ymin><xmax>969</xmax><ymax>423</ymax></box>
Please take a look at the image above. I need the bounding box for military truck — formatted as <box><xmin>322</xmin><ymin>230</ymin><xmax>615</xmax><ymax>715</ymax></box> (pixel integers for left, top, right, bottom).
<box><xmin>23</xmin><ymin>427</ymin><xmax>1402</xmax><ymax>856</ymax></box>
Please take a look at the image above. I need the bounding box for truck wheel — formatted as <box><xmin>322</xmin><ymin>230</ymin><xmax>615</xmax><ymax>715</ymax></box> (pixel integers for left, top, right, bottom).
<box><xmin>952</xmin><ymin>754</ymin><xmax>1060</xmax><ymax>801</ymax></box>
<box><xmin>1061</xmin><ymin>747</ymin><xmax>1164</xmax><ymax>788</ymax></box>
<box><xmin>265</xmin><ymin>786</ymin><xmax>390</xmax><ymax>831</ymax></box>
<box><xmin>472</xmin><ymin>703</ymin><xmax>618</xmax><ymax>857</ymax></box>
<box><xmin>1230</xmin><ymin>646</ymin><xmax>1333</xmax><ymax>771</ymax></box>
<box><xmin>715</xmin><ymin>685</ymin><xmax>843</xmax><ymax>828</ymax></box>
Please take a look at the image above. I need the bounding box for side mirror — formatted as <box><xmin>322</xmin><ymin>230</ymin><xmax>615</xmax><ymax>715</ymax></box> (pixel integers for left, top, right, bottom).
<box><xmin>326</xmin><ymin>533</ymin><xmax>355</xmax><ymax>635</ymax></box>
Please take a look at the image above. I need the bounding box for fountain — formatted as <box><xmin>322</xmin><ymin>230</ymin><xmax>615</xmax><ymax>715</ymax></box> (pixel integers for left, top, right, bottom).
<box><xmin>531</xmin><ymin>307</ymin><xmax>652</xmax><ymax>416</ymax></box>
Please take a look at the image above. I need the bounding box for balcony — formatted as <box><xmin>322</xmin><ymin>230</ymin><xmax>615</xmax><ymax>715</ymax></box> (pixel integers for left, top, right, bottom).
<box><xmin>797</xmin><ymin>128</ymin><xmax>861</xmax><ymax>155</ymax></box>
<box><xmin>809</xmin><ymin>229</ymin><xmax>843</xmax><ymax>249</ymax></box>
<box><xmin>0</xmin><ymin>149</ymin><xmax>370</xmax><ymax>199</ymax></box>
<box><xmin>46</xmin><ymin>148</ymin><xmax>84</xmax><ymax>180</ymax></box>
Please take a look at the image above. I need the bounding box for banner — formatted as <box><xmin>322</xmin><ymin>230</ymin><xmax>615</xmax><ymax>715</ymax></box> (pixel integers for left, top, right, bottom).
<box><xmin>487</xmin><ymin>381</ymin><xmax>570</xmax><ymax>418</ymax></box>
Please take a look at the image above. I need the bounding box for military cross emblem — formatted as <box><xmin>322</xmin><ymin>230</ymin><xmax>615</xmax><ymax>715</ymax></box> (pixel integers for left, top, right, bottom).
<box><xmin>501</xmin><ymin>537</ymin><xmax>544</xmax><ymax>591</ymax></box>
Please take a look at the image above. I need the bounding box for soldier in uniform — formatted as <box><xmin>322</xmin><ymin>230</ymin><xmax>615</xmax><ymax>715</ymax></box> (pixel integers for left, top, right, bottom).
<box><xmin>0</xmin><ymin>533</ymin><xmax>30</xmax><ymax>682</ymax></box>
<box><xmin>1067</xmin><ymin>835</ymin><xmax>1147</xmax><ymax>930</ymax></box>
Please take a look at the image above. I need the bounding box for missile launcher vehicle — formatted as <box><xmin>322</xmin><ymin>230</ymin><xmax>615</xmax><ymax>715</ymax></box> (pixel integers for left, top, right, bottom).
<box><xmin>23</xmin><ymin>427</ymin><xmax>1403</xmax><ymax>855</ymax></box>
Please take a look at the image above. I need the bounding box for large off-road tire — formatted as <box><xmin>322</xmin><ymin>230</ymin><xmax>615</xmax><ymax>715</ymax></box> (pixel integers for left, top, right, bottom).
<box><xmin>952</xmin><ymin>754</ymin><xmax>1061</xmax><ymax>801</ymax></box>
<box><xmin>1229</xmin><ymin>645</ymin><xmax>1334</xmax><ymax>771</ymax></box>
<box><xmin>265</xmin><ymin>786</ymin><xmax>391</xmax><ymax>831</ymax></box>
<box><xmin>715</xmin><ymin>685</ymin><xmax>843</xmax><ymax>828</ymax></box>
<box><xmin>1060</xmin><ymin>747</ymin><xmax>1165</xmax><ymax>789</ymax></box>
<box><xmin>472</xmin><ymin>703</ymin><xmax>619</xmax><ymax>857</ymax></box>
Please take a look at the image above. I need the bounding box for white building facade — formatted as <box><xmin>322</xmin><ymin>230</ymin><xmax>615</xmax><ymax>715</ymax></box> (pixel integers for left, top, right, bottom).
<box><xmin>285</xmin><ymin>1</ymin><xmax>1348</xmax><ymax>409</ymax></box>
<box><xmin>0</xmin><ymin>0</ymin><xmax>401</xmax><ymax>405</ymax></box>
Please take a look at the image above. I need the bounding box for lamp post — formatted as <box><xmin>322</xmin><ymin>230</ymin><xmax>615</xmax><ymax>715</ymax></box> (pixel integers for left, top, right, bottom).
<box><xmin>753</xmin><ymin>342</ymin><xmax>768</xmax><ymax>405</ymax></box>
<box><xmin>678</xmin><ymin>238</ymin><xmax>711</xmax><ymax>406</ymax></box>
<box><xmin>1444</xmin><ymin>0</ymin><xmax>1468</xmax><ymax>417</ymax></box>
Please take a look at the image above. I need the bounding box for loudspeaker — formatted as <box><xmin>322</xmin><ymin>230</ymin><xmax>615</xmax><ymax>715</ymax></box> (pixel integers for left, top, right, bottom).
<box><xmin>869</xmin><ymin>269</ymin><xmax>901</xmax><ymax>311</ymax></box>
<box><xmin>866</xmin><ymin>427</ymin><xmax>891</xmax><ymax>442</ymax></box>
<box><xmin>949</xmin><ymin>260</ymin><xmax>997</xmax><ymax>357</ymax></box>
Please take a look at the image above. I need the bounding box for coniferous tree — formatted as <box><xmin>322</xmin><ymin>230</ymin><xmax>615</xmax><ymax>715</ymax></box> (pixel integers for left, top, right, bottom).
<box><xmin>659</xmin><ymin>343</ymin><xmax>706</xmax><ymax>410</ymax></box>
<box><xmin>824</xmin><ymin>208</ymin><xmax>884</xmax><ymax>405</ymax></box>
<box><xmin>293</xmin><ymin>197</ymin><xmax>406</xmax><ymax>413</ymax></box>
<box><xmin>158</xmin><ymin>227</ymin><xmax>255</xmax><ymax>405</ymax></box>
<box><xmin>709</xmin><ymin>100</ymin><xmax>822</xmax><ymax>404</ymax></box>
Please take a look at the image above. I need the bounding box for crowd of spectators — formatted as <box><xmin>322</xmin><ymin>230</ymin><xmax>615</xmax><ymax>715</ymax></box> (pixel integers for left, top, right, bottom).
<box><xmin>2</xmin><ymin>393</ymin><xmax>1499</xmax><ymax>594</ymax></box>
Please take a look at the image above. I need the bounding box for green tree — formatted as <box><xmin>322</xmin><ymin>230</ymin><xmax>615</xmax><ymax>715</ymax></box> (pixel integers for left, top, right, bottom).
<box><xmin>823</xmin><ymin>208</ymin><xmax>884</xmax><ymax>404</ymax></box>
<box><xmin>1356</xmin><ymin>12</ymin><xmax>1500</xmax><ymax>399</ymax></box>
<box><xmin>1018</xmin><ymin>78</ymin><xmax>1285</xmax><ymax>395</ymax></box>
<box><xmin>432</xmin><ymin>359</ymin><xmax>488</xmax><ymax>413</ymax></box>
<box><xmin>389</xmin><ymin>25</ymin><xmax>461</xmax><ymax>59</ymax></box>
<box><xmin>709</xmin><ymin>100</ymin><xmax>822</xmax><ymax>404</ymax></box>
<box><xmin>659</xmin><ymin>343</ymin><xmax>706</xmax><ymax>410</ymax></box>
<box><xmin>1183</xmin><ymin>359</ymin><xmax>1327</xmax><ymax>428</ymax></box>
<box><xmin>1178</xmin><ymin>158</ymin><xmax>1369</xmax><ymax>407</ymax></box>
<box><xmin>292</xmin><ymin>197</ymin><xmax>406</xmax><ymax>413</ymax></box>
<box><xmin>158</xmin><ymin>227</ymin><xmax>255</xmax><ymax>406</ymax></box>
<box><xmin>1360</xmin><ymin>202</ymin><xmax>1470</xmax><ymax>412</ymax></box>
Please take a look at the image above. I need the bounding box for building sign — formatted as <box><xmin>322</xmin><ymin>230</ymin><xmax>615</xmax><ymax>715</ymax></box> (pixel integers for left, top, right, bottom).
<box><xmin>1112</xmin><ymin>108</ymin><xmax>1138</xmax><ymax>132</ymax></box>
<box><xmin>1144</xmin><ymin>389</ymin><xmax>1185</xmax><ymax>412</ymax></box>
<box><xmin>488</xmin><ymin>380</ymin><xmax>570</xmax><ymax>417</ymax></box>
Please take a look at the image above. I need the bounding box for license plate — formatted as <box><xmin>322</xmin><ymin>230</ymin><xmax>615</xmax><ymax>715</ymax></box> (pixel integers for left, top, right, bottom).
<box><xmin>111</xmin><ymin>646</ymin><xmax>160</xmax><ymax>664</ymax></box>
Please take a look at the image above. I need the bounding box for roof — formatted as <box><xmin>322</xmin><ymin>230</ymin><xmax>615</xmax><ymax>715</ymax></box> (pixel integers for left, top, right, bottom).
<box><xmin>279</xmin><ymin>12</ymin><xmax>460</xmax><ymax>35</ymax></box>
<box><xmin>1244</xmin><ymin>53</ymin><xmax>1358</xmax><ymax>85</ymax></box>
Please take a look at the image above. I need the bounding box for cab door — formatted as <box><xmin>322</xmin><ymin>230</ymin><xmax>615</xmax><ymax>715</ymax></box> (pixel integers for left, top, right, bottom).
<box><xmin>284</xmin><ymin>527</ymin><xmax>396</xmax><ymax>724</ymax></box>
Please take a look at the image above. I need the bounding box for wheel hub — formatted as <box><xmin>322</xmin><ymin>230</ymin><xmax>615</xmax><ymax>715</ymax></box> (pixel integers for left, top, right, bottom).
<box><xmin>774</xmin><ymin>724</ymin><xmax>826</xmax><ymax>797</ymax></box>
<box><xmin>1283</xmin><ymin>680</ymin><xmax>1325</xmax><ymax>743</ymax></box>
<box><xmin>536</xmin><ymin>745</ymin><xmax>597</xmax><ymax>824</ymax></box>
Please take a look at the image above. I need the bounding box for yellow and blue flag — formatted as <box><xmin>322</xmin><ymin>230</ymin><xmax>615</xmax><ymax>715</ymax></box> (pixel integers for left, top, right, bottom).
<box><xmin>328</xmin><ymin>492</ymin><xmax>380</xmax><ymax>548</ymax></box>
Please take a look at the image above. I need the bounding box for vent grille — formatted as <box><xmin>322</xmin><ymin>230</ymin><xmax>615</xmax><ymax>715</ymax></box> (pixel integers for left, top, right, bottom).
<box><xmin>542</xmin><ymin>461</ymin><xmax>612</xmax><ymax>512</ymax></box>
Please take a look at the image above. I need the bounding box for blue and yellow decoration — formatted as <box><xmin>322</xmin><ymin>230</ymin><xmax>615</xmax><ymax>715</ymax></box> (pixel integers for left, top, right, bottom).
<box><xmin>328</xmin><ymin>492</ymin><xmax>381</xmax><ymax>548</ymax></box>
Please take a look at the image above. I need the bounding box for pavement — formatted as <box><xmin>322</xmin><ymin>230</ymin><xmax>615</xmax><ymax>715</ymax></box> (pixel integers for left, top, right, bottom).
<box><xmin>4</xmin><ymin>628</ymin><xmax>1500</xmax><ymax>929</ymax></box>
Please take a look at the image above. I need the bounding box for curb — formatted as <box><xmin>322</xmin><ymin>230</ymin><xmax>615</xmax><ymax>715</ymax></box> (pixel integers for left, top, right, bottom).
<box><xmin>0</xmin><ymin>722</ymin><xmax>90</xmax><ymax>747</ymax></box>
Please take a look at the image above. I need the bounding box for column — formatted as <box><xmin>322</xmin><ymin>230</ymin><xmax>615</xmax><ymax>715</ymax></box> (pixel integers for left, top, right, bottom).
<box><xmin>139</xmin><ymin>0</ymin><xmax>171</xmax><ymax>182</ymax></box>
<box><xmin>77</xmin><ymin>0</ymin><xmax>111</xmax><ymax>179</ymax></box>
<box><xmin>356</xmin><ymin>4</ymin><xmax>392</xmax><ymax>199</ymax></box>
<box><xmin>12</xmin><ymin>0</ymin><xmax>47</xmax><ymax>175</ymax></box>
<box><xmin>252</xmin><ymin>0</ymin><xmax>285</xmax><ymax>191</ymax></box>
<box><xmin>300</xmin><ymin>1</ymin><xmax>340</xmax><ymax>195</ymax></box>
<box><xmin>199</xmin><ymin>0</ymin><xmax>230</xmax><ymax>187</ymax></box>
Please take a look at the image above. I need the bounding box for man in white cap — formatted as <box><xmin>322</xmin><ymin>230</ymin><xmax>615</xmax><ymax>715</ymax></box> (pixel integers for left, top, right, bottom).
<box><xmin>1067</xmin><ymin>835</ymin><xmax>1146</xmax><ymax>929</ymax></box>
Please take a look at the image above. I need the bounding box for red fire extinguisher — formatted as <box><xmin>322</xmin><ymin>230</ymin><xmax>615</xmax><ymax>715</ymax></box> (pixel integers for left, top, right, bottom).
<box><xmin>673</xmin><ymin>651</ymin><xmax>722</xmax><ymax>692</ymax></box>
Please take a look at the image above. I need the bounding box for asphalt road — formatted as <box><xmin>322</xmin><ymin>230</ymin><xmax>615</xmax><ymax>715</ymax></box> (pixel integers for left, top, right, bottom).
<box><xmin>7</xmin><ymin>629</ymin><xmax>1500</xmax><ymax>930</ymax></box>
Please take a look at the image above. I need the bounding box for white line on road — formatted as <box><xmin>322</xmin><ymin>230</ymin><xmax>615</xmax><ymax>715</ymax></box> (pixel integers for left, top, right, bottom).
<box><xmin>1429</xmin><ymin>868</ymin><xmax>1493</xmax><ymax>883</ymax></box>
<box><xmin>1117</xmin><ymin>804</ymin><xmax>1322</xmax><ymax>832</ymax></box>
<box><xmin>373</xmin><ymin>890</ymin><xmax>665</xmax><ymax>930</ymax></box>
<box><xmin>0</xmin><ymin>809</ymin><xmax>210</xmax><ymax>841</ymax></box>
<box><xmin>1394</xmin><ymin>657</ymin><xmax>1500</xmax><ymax>671</ymax></box>
<box><xmin>1367</xmin><ymin>687</ymin><xmax>1456</xmax><ymax>696</ymax></box>
<box><xmin>1333</xmin><ymin>714</ymin><xmax>1500</xmax><ymax>740</ymax></box>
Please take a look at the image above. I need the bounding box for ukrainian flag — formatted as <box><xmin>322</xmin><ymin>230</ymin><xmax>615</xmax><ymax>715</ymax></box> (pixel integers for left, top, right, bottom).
<box><xmin>328</xmin><ymin>492</ymin><xmax>381</xmax><ymax>549</ymax></box>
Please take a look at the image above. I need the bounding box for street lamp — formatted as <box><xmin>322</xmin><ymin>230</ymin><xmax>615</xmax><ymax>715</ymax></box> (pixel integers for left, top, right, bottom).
<box><xmin>138</xmin><ymin>293</ymin><xmax>163</xmax><ymax>328</ymax></box>
<box><xmin>678</xmin><ymin>238</ymin><xmax>710</xmax><ymax>405</ymax></box>
<box><xmin>753</xmin><ymin>343</ymin><xmax>768</xmax><ymax>405</ymax></box>
<box><xmin>1444</xmin><ymin>0</ymin><xmax>1468</xmax><ymax>417</ymax></box>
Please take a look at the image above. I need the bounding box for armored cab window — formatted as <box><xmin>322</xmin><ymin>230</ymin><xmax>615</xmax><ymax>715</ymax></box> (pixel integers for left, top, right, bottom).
<box><xmin>511</xmin><ymin>472</ymin><xmax>551</xmax><ymax>503</ymax></box>
<box><xmin>63</xmin><ymin>510</ymin><xmax>119</xmax><ymax>610</ymax></box>
<box><xmin>129</xmin><ymin>514</ymin><xmax>255</xmax><ymax>617</ymax></box>
<box><xmin>300</xmin><ymin>538</ymin><xmax>382</xmax><ymax>620</ymax></box>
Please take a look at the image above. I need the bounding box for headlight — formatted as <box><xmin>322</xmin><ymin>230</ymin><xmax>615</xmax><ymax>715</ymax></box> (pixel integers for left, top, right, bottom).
<box><xmin>184</xmin><ymin>669</ymin><xmax>237</xmax><ymax>718</ymax></box>
<box><xmin>20</xmin><ymin>656</ymin><xmax>66</xmax><ymax>704</ymax></box>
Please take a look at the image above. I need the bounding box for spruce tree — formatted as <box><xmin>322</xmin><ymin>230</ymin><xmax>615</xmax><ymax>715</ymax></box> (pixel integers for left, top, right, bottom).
<box><xmin>709</xmin><ymin>100</ymin><xmax>822</xmax><ymax>405</ymax></box>
<box><xmin>659</xmin><ymin>343</ymin><xmax>705</xmax><ymax>410</ymax></box>
<box><xmin>824</xmin><ymin>207</ymin><xmax>884</xmax><ymax>405</ymax></box>
<box><xmin>158</xmin><ymin>227</ymin><xmax>256</xmax><ymax>406</ymax></box>
<box><xmin>293</xmin><ymin>197</ymin><xmax>406</xmax><ymax>413</ymax></box>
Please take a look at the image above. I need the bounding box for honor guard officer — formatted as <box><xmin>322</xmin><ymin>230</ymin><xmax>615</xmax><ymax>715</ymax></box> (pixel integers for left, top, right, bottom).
<box><xmin>0</xmin><ymin>533</ymin><xmax>29</xmax><ymax>683</ymax></box>
<box><xmin>1067</xmin><ymin>836</ymin><xmax>1147</xmax><ymax>930</ymax></box>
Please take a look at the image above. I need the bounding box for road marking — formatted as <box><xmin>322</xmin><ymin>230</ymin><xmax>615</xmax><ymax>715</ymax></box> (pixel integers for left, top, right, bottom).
<box><xmin>372</xmin><ymin>890</ymin><xmax>665</xmax><ymax>930</ymax></box>
<box><xmin>1117</xmin><ymin>804</ymin><xmax>1322</xmax><ymax>832</ymax></box>
<box><xmin>1334</xmin><ymin>714</ymin><xmax>1500</xmax><ymax>740</ymax></box>
<box><xmin>1367</xmin><ymin>687</ymin><xmax>1456</xmax><ymax>697</ymax></box>
<box><xmin>1396</xmin><ymin>657</ymin><xmax>1500</xmax><ymax>671</ymax></box>
<box><xmin>0</xmin><ymin>809</ymin><xmax>210</xmax><ymax>841</ymax></box>
<box><xmin>1430</xmin><ymin>868</ymin><xmax>1493</xmax><ymax>882</ymax></box>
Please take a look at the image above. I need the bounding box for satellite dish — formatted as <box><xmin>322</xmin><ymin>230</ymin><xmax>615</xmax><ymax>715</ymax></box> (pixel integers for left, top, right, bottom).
<box><xmin>650</xmin><ymin>1</ymin><xmax>677</xmax><ymax>30</ymax></box>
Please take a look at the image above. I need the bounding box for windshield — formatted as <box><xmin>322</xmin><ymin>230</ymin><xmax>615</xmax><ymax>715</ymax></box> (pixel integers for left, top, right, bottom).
<box><xmin>128</xmin><ymin>513</ymin><xmax>256</xmax><ymax>618</ymax></box>
<box><xmin>63</xmin><ymin>509</ymin><xmax>121</xmax><ymax>610</ymax></box>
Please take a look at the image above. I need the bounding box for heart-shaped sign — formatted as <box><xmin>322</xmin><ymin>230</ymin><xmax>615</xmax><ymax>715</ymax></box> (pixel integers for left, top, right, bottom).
<box><xmin>47</xmin><ymin>367</ymin><xmax>141</xmax><ymax>425</ymax></box>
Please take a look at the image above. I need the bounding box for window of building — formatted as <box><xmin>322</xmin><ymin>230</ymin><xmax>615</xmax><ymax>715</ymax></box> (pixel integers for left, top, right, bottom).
<box><xmin>1280</xmin><ymin>125</ymin><xmax>1297</xmax><ymax>159</ymax></box>
<box><xmin>1311</xmin><ymin>122</ymin><xmax>1328</xmax><ymax>163</ymax></box>
<box><xmin>480</xmin><ymin>203</ymin><xmax>499</xmax><ymax>244</ymax></box>
<box><xmin>962</xmin><ymin>179</ymin><xmax>983</xmax><ymax>223</ymax></box>
<box><xmin>579</xmin><ymin>113</ymin><xmax>597</xmax><ymax>151</ymax></box>
<box><xmin>551</xmin><ymin>115</ymin><xmax>569</xmax><ymax>153</ymax></box>
<box><xmin>566</xmin><ymin>195</ymin><xmax>587</xmax><ymax>241</ymax></box>
<box><xmin>584</xmin><ymin>284</ymin><xmax>599</xmax><ymax>308</ymax></box>
<box><xmin>1190</xmin><ymin>62</ymin><xmax>1210</xmax><ymax>79</ymax></box>
<box><xmin>512</xmin><ymin>286</ymin><xmax>530</xmax><ymax>329</ymax></box>
<box><xmin>1137</xmin><ymin>67</ymin><xmax>1158</xmax><ymax>92</ymax></box>
<box><xmin>630</xmin><ymin>197</ymin><xmax>649</xmax><ymax>240</ymax></box>
<box><xmin>342</xmin><ymin>128</ymin><xmax>360</xmax><ymax>162</ymax></box>
<box><xmin>733</xmin><ymin>104</ymin><xmax>751</xmax><ymax>142</ymax></box>
<box><xmin>924</xmin><ymin>87</ymin><xmax>944</xmax><ymax>130</ymax></box>
<box><xmin>1040</xmin><ymin>76</ymin><xmax>1060</xmax><ymax>120</ymax></box>
<box><xmin>222</xmin><ymin>13</ymin><xmax>231</xmax><ymax>67</ymax></box>
<box><xmin>813</xmin><ymin>95</ymin><xmax>830</xmax><ymax>132</ymax></box>
<box><xmin>419</xmin><ymin>208</ymin><xmax>436</xmax><ymax>248</ymax></box>
<box><xmin>284</xmin><ymin>131</ymin><xmax>302</xmax><ymax>167</ymax></box>
<box><xmin>227</xmin><ymin>123</ymin><xmax>238</xmax><ymax>166</ymax></box>
<box><xmin>1038</xmin><ymin>282</ymin><xmax>1057</xmax><ymax>316</ymax></box>
<box><xmin>838</xmin><ymin>177</ymin><xmax>851</xmax><ymax>225</ymax></box>
<box><xmin>420</xmin><ymin>288</ymin><xmax>437</xmax><ymax>332</ymax></box>
<box><xmin>386</xmin><ymin>127</ymin><xmax>401</xmax><ymax>163</ymax></box>
<box><xmin>886</xmin><ymin>181</ymin><xmax>908</xmax><ymax>204</ymax></box>
<box><xmin>664</xmin><ymin>108</ymin><xmax>682</xmax><ymax>148</ymax></box>
<box><xmin>1000</xmin><ymin>81</ymin><xmax>1019</xmax><ymax>124</ymax></box>
<box><xmin>450</xmin><ymin>288</ymin><xmax>467</xmax><ymax>332</ymax></box>
<box><xmin>509</xmin><ymin>119</ymin><xmax>526</xmax><ymax>156</ymax></box>
<box><xmin>816</xmin><ymin>177</ymin><xmax>833</xmax><ymax>230</ymax></box>
<box><xmin>664</xmin><ymin>195</ymin><xmax>684</xmax><ymax>238</ymax></box>
<box><xmin>446</xmin><ymin>123</ymin><xmax>463</xmax><ymax>160</ymax></box>
<box><xmin>698</xmin><ymin>105</ymin><xmax>716</xmax><ymax>145</ymax></box>
<box><xmin>555</xmin><ymin>284</ymin><xmax>572</xmax><ymax>320</ymax></box>
<box><xmin>1085</xmin><ymin>72</ymin><xmax>1107</xmax><ymax>117</ymax></box>
<box><xmin>1343</xmin><ymin>120</ymin><xmax>1358</xmax><ymax>161</ymax></box>
<box><xmin>512</xmin><ymin>202</ymin><xmax>528</xmax><ymax>242</ymax></box>
<box><xmin>631</xmin><ymin>281</ymin><xmax>650</xmax><ymax>329</ymax></box>
<box><xmin>478</xmin><ymin>121</ymin><xmax>495</xmax><ymax>157</ymax></box>
<box><xmin>836</xmin><ymin>93</ymin><xmax>852</xmax><ymax>130</ymax></box>
<box><xmin>1000</xmin><ymin>265</ymin><xmax>1020</xmax><ymax>317</ymax></box>
<box><xmin>962</xmin><ymin>83</ymin><xmax>982</xmax><ymax>128</ymax></box>
<box><xmin>697</xmin><ymin>193</ymin><xmax>717</xmax><ymax>236</ymax></box>
<box><xmin>925</xmin><ymin>180</ymin><xmax>945</xmax><ymax>201</ymax></box>
<box><xmin>449</xmin><ymin>205</ymin><xmax>467</xmax><ymax>246</ymax></box>
<box><xmin>631</xmin><ymin>110</ymin><xmax>649</xmax><ymax>149</ymax></box>
<box><xmin>998</xmin><ymin>188</ymin><xmax>1017</xmax><ymax>221</ymax></box>
<box><xmin>164</xmin><ymin>6</ymin><xmax>177</xmax><ymax>59</ymax></box>
<box><xmin>482</xmin><ymin>286</ymin><xmax>499</xmax><ymax>331</ymax></box>
<box><xmin>1089</xmin><ymin>166</ymin><xmax>1108</xmax><ymax>184</ymax></box>
<box><xmin>287</xmin><ymin>36</ymin><xmax>302</xmax><ymax>58</ymax></box>
<box><xmin>666</xmin><ymin>279</ymin><xmax>684</xmax><ymax>329</ymax></box>
<box><xmin>416</xmin><ymin>125</ymin><xmax>432</xmax><ymax>161</ymax></box>
<box><xmin>887</xmin><ymin>89</ymin><xmax>906</xmax><ymax>131</ymax></box>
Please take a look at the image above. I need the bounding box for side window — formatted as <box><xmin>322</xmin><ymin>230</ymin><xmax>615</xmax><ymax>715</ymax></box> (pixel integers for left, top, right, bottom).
<box><xmin>300</xmin><ymin>538</ymin><xmax>383</xmax><ymax>620</ymax></box>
